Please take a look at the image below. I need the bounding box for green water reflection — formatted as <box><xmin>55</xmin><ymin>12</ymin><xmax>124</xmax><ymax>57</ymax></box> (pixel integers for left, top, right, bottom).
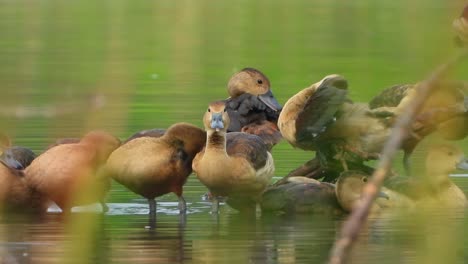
<box><xmin>1</xmin><ymin>0</ymin><xmax>468</xmax><ymax>263</ymax></box>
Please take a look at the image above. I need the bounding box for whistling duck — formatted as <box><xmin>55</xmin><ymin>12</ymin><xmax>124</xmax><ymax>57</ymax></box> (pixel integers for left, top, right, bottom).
<box><xmin>335</xmin><ymin>171</ymin><xmax>414</xmax><ymax>213</ymax></box>
<box><xmin>225</xmin><ymin>68</ymin><xmax>283</xmax><ymax>150</ymax></box>
<box><xmin>105</xmin><ymin>123</ymin><xmax>206</xmax><ymax>227</ymax></box>
<box><xmin>453</xmin><ymin>4</ymin><xmax>468</xmax><ymax>47</ymax></box>
<box><xmin>369</xmin><ymin>80</ymin><xmax>468</xmax><ymax>173</ymax></box>
<box><xmin>0</xmin><ymin>134</ymin><xmax>46</xmax><ymax>213</ymax></box>
<box><xmin>279</xmin><ymin>74</ymin><xmax>393</xmax><ymax>172</ymax></box>
<box><xmin>25</xmin><ymin>131</ymin><xmax>120</xmax><ymax>213</ymax></box>
<box><xmin>192</xmin><ymin>101</ymin><xmax>275</xmax><ymax>213</ymax></box>
<box><xmin>260</xmin><ymin>176</ymin><xmax>343</xmax><ymax>215</ymax></box>
<box><xmin>415</xmin><ymin>144</ymin><xmax>467</xmax><ymax>208</ymax></box>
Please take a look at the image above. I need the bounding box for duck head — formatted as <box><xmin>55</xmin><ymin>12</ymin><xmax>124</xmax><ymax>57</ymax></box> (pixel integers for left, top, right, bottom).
<box><xmin>425</xmin><ymin>144</ymin><xmax>468</xmax><ymax>187</ymax></box>
<box><xmin>335</xmin><ymin>171</ymin><xmax>389</xmax><ymax>212</ymax></box>
<box><xmin>80</xmin><ymin>131</ymin><xmax>121</xmax><ymax>164</ymax></box>
<box><xmin>204</xmin><ymin>101</ymin><xmax>230</xmax><ymax>133</ymax></box>
<box><xmin>0</xmin><ymin>148</ymin><xmax>24</xmax><ymax>170</ymax></box>
<box><xmin>227</xmin><ymin>68</ymin><xmax>282</xmax><ymax>112</ymax></box>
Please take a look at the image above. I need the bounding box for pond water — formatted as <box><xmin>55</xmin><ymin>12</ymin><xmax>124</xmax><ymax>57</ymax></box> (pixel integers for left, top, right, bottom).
<box><xmin>1</xmin><ymin>0</ymin><xmax>468</xmax><ymax>263</ymax></box>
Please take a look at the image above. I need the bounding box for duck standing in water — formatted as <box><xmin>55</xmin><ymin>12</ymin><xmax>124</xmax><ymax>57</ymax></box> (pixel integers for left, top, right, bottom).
<box><xmin>225</xmin><ymin>68</ymin><xmax>283</xmax><ymax>150</ymax></box>
<box><xmin>192</xmin><ymin>101</ymin><xmax>275</xmax><ymax>214</ymax></box>
<box><xmin>105</xmin><ymin>123</ymin><xmax>206</xmax><ymax>227</ymax></box>
<box><xmin>25</xmin><ymin>131</ymin><xmax>120</xmax><ymax>213</ymax></box>
<box><xmin>0</xmin><ymin>134</ymin><xmax>46</xmax><ymax>213</ymax></box>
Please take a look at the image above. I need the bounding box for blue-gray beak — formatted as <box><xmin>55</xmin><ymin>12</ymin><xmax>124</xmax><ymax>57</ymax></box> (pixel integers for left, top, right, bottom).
<box><xmin>258</xmin><ymin>90</ymin><xmax>282</xmax><ymax>112</ymax></box>
<box><xmin>210</xmin><ymin>113</ymin><xmax>224</xmax><ymax>131</ymax></box>
<box><xmin>457</xmin><ymin>157</ymin><xmax>468</xmax><ymax>170</ymax></box>
<box><xmin>377</xmin><ymin>191</ymin><xmax>389</xmax><ymax>200</ymax></box>
<box><xmin>0</xmin><ymin>149</ymin><xmax>24</xmax><ymax>170</ymax></box>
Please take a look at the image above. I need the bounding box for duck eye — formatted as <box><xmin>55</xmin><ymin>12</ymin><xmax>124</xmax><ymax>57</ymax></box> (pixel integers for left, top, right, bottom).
<box><xmin>257</xmin><ymin>79</ymin><xmax>263</xmax><ymax>84</ymax></box>
<box><xmin>207</xmin><ymin>108</ymin><xmax>211</xmax><ymax>112</ymax></box>
<box><xmin>223</xmin><ymin>108</ymin><xmax>227</xmax><ymax>112</ymax></box>
<box><xmin>362</xmin><ymin>177</ymin><xmax>368</xmax><ymax>183</ymax></box>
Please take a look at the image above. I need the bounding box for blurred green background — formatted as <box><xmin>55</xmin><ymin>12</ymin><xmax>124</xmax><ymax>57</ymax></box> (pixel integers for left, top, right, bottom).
<box><xmin>1</xmin><ymin>1</ymin><xmax>468</xmax><ymax>263</ymax></box>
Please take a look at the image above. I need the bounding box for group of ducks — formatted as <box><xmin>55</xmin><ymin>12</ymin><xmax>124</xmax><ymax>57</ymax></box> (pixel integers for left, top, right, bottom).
<box><xmin>0</xmin><ymin>65</ymin><xmax>467</xmax><ymax>227</ymax></box>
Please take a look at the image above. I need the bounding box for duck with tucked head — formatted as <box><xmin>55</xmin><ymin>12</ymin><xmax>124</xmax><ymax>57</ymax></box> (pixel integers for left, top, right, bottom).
<box><xmin>0</xmin><ymin>134</ymin><xmax>46</xmax><ymax>213</ymax></box>
<box><xmin>192</xmin><ymin>101</ymin><xmax>275</xmax><ymax>214</ymax></box>
<box><xmin>225</xmin><ymin>68</ymin><xmax>283</xmax><ymax>150</ymax></box>
<box><xmin>105</xmin><ymin>123</ymin><xmax>206</xmax><ymax>228</ymax></box>
<box><xmin>260</xmin><ymin>176</ymin><xmax>343</xmax><ymax>215</ymax></box>
<box><xmin>335</xmin><ymin>171</ymin><xmax>414</xmax><ymax>213</ymax></box>
<box><xmin>25</xmin><ymin>131</ymin><xmax>120</xmax><ymax>213</ymax></box>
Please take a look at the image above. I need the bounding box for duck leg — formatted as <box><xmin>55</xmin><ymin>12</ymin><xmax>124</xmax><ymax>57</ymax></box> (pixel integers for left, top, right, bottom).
<box><xmin>211</xmin><ymin>196</ymin><xmax>219</xmax><ymax>214</ymax></box>
<box><xmin>100</xmin><ymin>199</ymin><xmax>109</xmax><ymax>213</ymax></box>
<box><xmin>178</xmin><ymin>195</ymin><xmax>187</xmax><ymax>227</ymax></box>
<box><xmin>147</xmin><ymin>198</ymin><xmax>156</xmax><ymax>229</ymax></box>
<box><xmin>178</xmin><ymin>195</ymin><xmax>187</xmax><ymax>213</ymax></box>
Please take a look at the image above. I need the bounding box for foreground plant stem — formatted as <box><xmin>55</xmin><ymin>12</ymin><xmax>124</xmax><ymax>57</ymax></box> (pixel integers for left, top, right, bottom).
<box><xmin>328</xmin><ymin>49</ymin><xmax>467</xmax><ymax>264</ymax></box>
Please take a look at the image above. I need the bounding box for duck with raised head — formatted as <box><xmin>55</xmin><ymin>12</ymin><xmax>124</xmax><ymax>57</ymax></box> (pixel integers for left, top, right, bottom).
<box><xmin>278</xmin><ymin>74</ymin><xmax>393</xmax><ymax>179</ymax></box>
<box><xmin>225</xmin><ymin>68</ymin><xmax>283</xmax><ymax>150</ymax></box>
<box><xmin>394</xmin><ymin>144</ymin><xmax>468</xmax><ymax>208</ymax></box>
<box><xmin>25</xmin><ymin>131</ymin><xmax>120</xmax><ymax>213</ymax></box>
<box><xmin>192</xmin><ymin>101</ymin><xmax>275</xmax><ymax>214</ymax></box>
<box><xmin>105</xmin><ymin>123</ymin><xmax>206</xmax><ymax>227</ymax></box>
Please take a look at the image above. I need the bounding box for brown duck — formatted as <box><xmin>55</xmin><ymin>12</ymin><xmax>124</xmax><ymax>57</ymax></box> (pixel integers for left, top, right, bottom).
<box><xmin>105</xmin><ymin>123</ymin><xmax>206</xmax><ymax>227</ymax></box>
<box><xmin>25</xmin><ymin>131</ymin><xmax>120</xmax><ymax>213</ymax></box>
<box><xmin>192</xmin><ymin>101</ymin><xmax>275</xmax><ymax>214</ymax></box>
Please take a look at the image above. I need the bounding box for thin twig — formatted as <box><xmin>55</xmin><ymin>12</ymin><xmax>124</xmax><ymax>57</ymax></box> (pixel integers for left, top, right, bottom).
<box><xmin>328</xmin><ymin>49</ymin><xmax>467</xmax><ymax>264</ymax></box>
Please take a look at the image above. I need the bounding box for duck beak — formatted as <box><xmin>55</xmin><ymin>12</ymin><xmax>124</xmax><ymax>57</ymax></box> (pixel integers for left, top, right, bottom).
<box><xmin>456</xmin><ymin>157</ymin><xmax>468</xmax><ymax>170</ymax></box>
<box><xmin>377</xmin><ymin>191</ymin><xmax>389</xmax><ymax>200</ymax></box>
<box><xmin>0</xmin><ymin>149</ymin><xmax>24</xmax><ymax>170</ymax></box>
<box><xmin>210</xmin><ymin>113</ymin><xmax>224</xmax><ymax>131</ymax></box>
<box><xmin>258</xmin><ymin>90</ymin><xmax>282</xmax><ymax>112</ymax></box>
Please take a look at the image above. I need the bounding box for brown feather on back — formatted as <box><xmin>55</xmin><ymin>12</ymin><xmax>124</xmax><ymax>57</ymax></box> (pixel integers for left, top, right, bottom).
<box><xmin>226</xmin><ymin>132</ymin><xmax>269</xmax><ymax>170</ymax></box>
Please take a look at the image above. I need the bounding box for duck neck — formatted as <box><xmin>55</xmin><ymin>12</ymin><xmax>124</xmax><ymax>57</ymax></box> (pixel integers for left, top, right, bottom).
<box><xmin>206</xmin><ymin>130</ymin><xmax>227</xmax><ymax>154</ymax></box>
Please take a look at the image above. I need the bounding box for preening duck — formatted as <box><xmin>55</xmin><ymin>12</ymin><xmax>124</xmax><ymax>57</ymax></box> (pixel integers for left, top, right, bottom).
<box><xmin>278</xmin><ymin>74</ymin><xmax>392</xmax><ymax>173</ymax></box>
<box><xmin>105</xmin><ymin>123</ymin><xmax>206</xmax><ymax>227</ymax></box>
<box><xmin>225</xmin><ymin>68</ymin><xmax>283</xmax><ymax>150</ymax></box>
<box><xmin>192</xmin><ymin>101</ymin><xmax>275</xmax><ymax>214</ymax></box>
<box><xmin>25</xmin><ymin>131</ymin><xmax>120</xmax><ymax>213</ymax></box>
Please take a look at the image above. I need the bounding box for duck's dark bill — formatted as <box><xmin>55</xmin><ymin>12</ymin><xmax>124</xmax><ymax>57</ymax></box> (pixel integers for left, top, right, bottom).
<box><xmin>258</xmin><ymin>90</ymin><xmax>282</xmax><ymax>112</ymax></box>
<box><xmin>0</xmin><ymin>149</ymin><xmax>24</xmax><ymax>170</ymax></box>
<box><xmin>457</xmin><ymin>158</ymin><xmax>468</xmax><ymax>170</ymax></box>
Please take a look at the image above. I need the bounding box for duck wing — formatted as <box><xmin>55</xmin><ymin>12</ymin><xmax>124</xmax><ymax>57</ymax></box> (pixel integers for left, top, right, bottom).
<box><xmin>226</xmin><ymin>132</ymin><xmax>269</xmax><ymax>170</ymax></box>
<box><xmin>368</xmin><ymin>84</ymin><xmax>413</xmax><ymax>109</ymax></box>
<box><xmin>123</xmin><ymin>128</ymin><xmax>166</xmax><ymax>144</ymax></box>
<box><xmin>295</xmin><ymin>82</ymin><xmax>348</xmax><ymax>144</ymax></box>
